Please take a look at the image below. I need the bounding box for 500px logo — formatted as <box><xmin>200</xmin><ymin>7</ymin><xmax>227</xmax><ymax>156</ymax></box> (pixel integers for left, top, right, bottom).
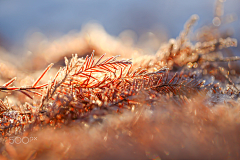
<box><xmin>9</xmin><ymin>137</ymin><xmax>37</xmax><ymax>144</ymax></box>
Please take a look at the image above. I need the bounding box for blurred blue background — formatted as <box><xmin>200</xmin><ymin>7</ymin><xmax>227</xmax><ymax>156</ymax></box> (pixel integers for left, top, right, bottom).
<box><xmin>0</xmin><ymin>0</ymin><xmax>239</xmax><ymax>53</ymax></box>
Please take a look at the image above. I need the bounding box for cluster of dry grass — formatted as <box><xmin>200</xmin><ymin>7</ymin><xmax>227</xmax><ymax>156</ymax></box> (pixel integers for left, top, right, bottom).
<box><xmin>0</xmin><ymin>0</ymin><xmax>240</xmax><ymax>159</ymax></box>
<box><xmin>2</xmin><ymin>96</ymin><xmax>240</xmax><ymax>159</ymax></box>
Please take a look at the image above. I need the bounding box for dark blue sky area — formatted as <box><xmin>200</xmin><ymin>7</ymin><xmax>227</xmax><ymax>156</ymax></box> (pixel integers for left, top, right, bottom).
<box><xmin>0</xmin><ymin>0</ymin><xmax>239</xmax><ymax>52</ymax></box>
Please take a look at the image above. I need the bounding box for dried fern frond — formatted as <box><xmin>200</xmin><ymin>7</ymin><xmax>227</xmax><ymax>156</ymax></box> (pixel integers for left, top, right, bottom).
<box><xmin>1</xmin><ymin>1</ymin><xmax>240</xmax><ymax>159</ymax></box>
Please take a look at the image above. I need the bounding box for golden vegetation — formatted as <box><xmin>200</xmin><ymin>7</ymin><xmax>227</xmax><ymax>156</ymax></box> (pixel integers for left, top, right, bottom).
<box><xmin>0</xmin><ymin>0</ymin><xmax>240</xmax><ymax>159</ymax></box>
